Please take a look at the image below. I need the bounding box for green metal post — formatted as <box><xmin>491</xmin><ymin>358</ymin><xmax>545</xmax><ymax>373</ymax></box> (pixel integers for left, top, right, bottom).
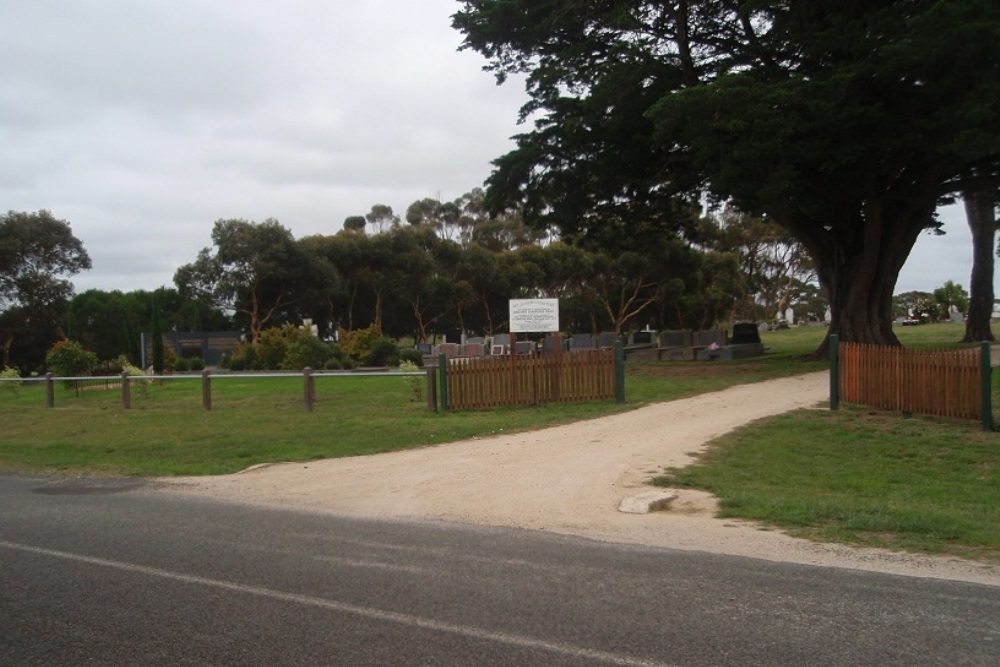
<box><xmin>615</xmin><ymin>341</ymin><xmax>625</xmax><ymax>404</ymax></box>
<box><xmin>829</xmin><ymin>334</ymin><xmax>839</xmax><ymax>412</ymax></box>
<box><xmin>438</xmin><ymin>353</ymin><xmax>449</xmax><ymax>412</ymax></box>
<box><xmin>981</xmin><ymin>341</ymin><xmax>992</xmax><ymax>431</ymax></box>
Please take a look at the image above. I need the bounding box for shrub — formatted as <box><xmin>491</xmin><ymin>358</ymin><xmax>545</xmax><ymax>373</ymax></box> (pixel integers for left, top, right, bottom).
<box><xmin>1</xmin><ymin>366</ymin><xmax>21</xmax><ymax>396</ymax></box>
<box><xmin>399</xmin><ymin>360</ymin><xmax>423</xmax><ymax>402</ymax></box>
<box><xmin>225</xmin><ymin>342</ymin><xmax>257</xmax><ymax>370</ymax></box>
<box><xmin>256</xmin><ymin>325</ymin><xmax>316</xmax><ymax>370</ymax></box>
<box><xmin>173</xmin><ymin>358</ymin><xmax>190</xmax><ymax>372</ymax></box>
<box><xmin>188</xmin><ymin>357</ymin><xmax>205</xmax><ymax>371</ymax></box>
<box><xmin>121</xmin><ymin>360</ymin><xmax>151</xmax><ymax>398</ymax></box>
<box><xmin>93</xmin><ymin>355</ymin><xmax>126</xmax><ymax>376</ymax></box>
<box><xmin>397</xmin><ymin>347</ymin><xmax>424</xmax><ymax>367</ymax></box>
<box><xmin>365</xmin><ymin>337</ymin><xmax>400</xmax><ymax>367</ymax></box>
<box><xmin>283</xmin><ymin>336</ymin><xmax>334</xmax><ymax>370</ymax></box>
<box><xmin>45</xmin><ymin>340</ymin><xmax>99</xmax><ymax>394</ymax></box>
<box><xmin>338</xmin><ymin>324</ymin><xmax>383</xmax><ymax>366</ymax></box>
<box><xmin>162</xmin><ymin>345</ymin><xmax>177</xmax><ymax>374</ymax></box>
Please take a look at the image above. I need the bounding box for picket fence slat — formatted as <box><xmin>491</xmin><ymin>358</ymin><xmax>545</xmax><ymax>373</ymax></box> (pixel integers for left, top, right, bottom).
<box><xmin>446</xmin><ymin>350</ymin><xmax>616</xmax><ymax>410</ymax></box>
<box><xmin>838</xmin><ymin>342</ymin><xmax>981</xmax><ymax>420</ymax></box>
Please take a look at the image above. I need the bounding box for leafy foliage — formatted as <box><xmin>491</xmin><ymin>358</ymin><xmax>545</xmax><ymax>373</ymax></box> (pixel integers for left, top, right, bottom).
<box><xmin>452</xmin><ymin>1</ymin><xmax>1000</xmax><ymax>349</ymax></box>
<box><xmin>174</xmin><ymin>219</ymin><xmax>337</xmax><ymax>342</ymax></box>
<box><xmin>0</xmin><ymin>210</ymin><xmax>91</xmax><ymax>372</ymax></box>
<box><xmin>45</xmin><ymin>339</ymin><xmax>98</xmax><ymax>392</ymax></box>
<box><xmin>0</xmin><ymin>366</ymin><xmax>20</xmax><ymax>396</ymax></box>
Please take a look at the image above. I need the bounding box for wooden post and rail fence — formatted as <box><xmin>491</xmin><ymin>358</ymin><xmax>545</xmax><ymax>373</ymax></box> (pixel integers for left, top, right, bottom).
<box><xmin>9</xmin><ymin>346</ymin><xmax>626</xmax><ymax>413</ymax></box>
<box><xmin>829</xmin><ymin>334</ymin><xmax>994</xmax><ymax>430</ymax></box>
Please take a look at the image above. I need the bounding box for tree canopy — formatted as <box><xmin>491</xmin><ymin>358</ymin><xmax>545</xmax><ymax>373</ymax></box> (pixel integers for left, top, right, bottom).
<box><xmin>0</xmin><ymin>210</ymin><xmax>91</xmax><ymax>371</ymax></box>
<box><xmin>453</xmin><ymin>1</ymin><xmax>1000</xmax><ymax>350</ymax></box>
<box><xmin>173</xmin><ymin>219</ymin><xmax>336</xmax><ymax>343</ymax></box>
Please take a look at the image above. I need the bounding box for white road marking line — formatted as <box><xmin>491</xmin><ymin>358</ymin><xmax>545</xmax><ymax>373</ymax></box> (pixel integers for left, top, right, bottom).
<box><xmin>1</xmin><ymin>539</ymin><xmax>679</xmax><ymax>667</ymax></box>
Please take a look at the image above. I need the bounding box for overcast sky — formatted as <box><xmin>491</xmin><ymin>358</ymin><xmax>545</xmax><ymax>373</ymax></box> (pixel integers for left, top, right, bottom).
<box><xmin>2</xmin><ymin>0</ymin><xmax>989</xmax><ymax>299</ymax></box>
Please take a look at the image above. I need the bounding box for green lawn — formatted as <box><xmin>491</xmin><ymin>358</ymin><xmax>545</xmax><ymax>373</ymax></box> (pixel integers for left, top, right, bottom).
<box><xmin>3</xmin><ymin>321</ymin><xmax>998</xmax><ymax>562</ymax></box>
<box><xmin>652</xmin><ymin>321</ymin><xmax>1000</xmax><ymax>562</ymax></box>
<box><xmin>0</xmin><ymin>324</ymin><xmax>835</xmax><ymax>476</ymax></box>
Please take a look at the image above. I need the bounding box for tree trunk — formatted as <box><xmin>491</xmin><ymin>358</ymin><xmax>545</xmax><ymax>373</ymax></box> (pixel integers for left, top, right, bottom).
<box><xmin>789</xmin><ymin>196</ymin><xmax>931</xmax><ymax>357</ymax></box>
<box><xmin>962</xmin><ymin>190</ymin><xmax>996</xmax><ymax>342</ymax></box>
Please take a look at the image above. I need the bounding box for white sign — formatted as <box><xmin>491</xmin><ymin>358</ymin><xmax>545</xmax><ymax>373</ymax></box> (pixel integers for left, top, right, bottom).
<box><xmin>509</xmin><ymin>299</ymin><xmax>559</xmax><ymax>333</ymax></box>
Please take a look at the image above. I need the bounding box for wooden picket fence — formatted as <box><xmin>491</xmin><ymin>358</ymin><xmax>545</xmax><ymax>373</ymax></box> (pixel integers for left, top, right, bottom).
<box><xmin>836</xmin><ymin>341</ymin><xmax>987</xmax><ymax>423</ymax></box>
<box><xmin>441</xmin><ymin>348</ymin><xmax>622</xmax><ymax>410</ymax></box>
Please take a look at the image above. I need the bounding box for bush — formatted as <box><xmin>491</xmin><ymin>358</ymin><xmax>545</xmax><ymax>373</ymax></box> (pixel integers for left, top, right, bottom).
<box><xmin>121</xmin><ymin>360</ymin><xmax>151</xmax><ymax>398</ymax></box>
<box><xmin>188</xmin><ymin>357</ymin><xmax>205</xmax><ymax>371</ymax></box>
<box><xmin>173</xmin><ymin>358</ymin><xmax>190</xmax><ymax>372</ymax></box>
<box><xmin>338</xmin><ymin>325</ymin><xmax>383</xmax><ymax>366</ymax></box>
<box><xmin>399</xmin><ymin>360</ymin><xmax>423</xmax><ymax>402</ymax></box>
<box><xmin>365</xmin><ymin>337</ymin><xmax>400</xmax><ymax>367</ymax></box>
<box><xmin>93</xmin><ymin>355</ymin><xmax>127</xmax><ymax>376</ymax></box>
<box><xmin>46</xmin><ymin>340</ymin><xmax>98</xmax><ymax>377</ymax></box>
<box><xmin>255</xmin><ymin>325</ymin><xmax>317</xmax><ymax>370</ymax></box>
<box><xmin>397</xmin><ymin>347</ymin><xmax>424</xmax><ymax>367</ymax></box>
<box><xmin>45</xmin><ymin>340</ymin><xmax>99</xmax><ymax>394</ymax></box>
<box><xmin>225</xmin><ymin>342</ymin><xmax>257</xmax><ymax>371</ymax></box>
<box><xmin>162</xmin><ymin>345</ymin><xmax>177</xmax><ymax>373</ymax></box>
<box><xmin>1</xmin><ymin>366</ymin><xmax>21</xmax><ymax>396</ymax></box>
<box><xmin>283</xmin><ymin>336</ymin><xmax>334</xmax><ymax>370</ymax></box>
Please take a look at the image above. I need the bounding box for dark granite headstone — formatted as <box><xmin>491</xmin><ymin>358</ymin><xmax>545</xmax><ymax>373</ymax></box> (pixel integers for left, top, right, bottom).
<box><xmin>631</xmin><ymin>331</ymin><xmax>653</xmax><ymax>345</ymax></box>
<box><xmin>732</xmin><ymin>322</ymin><xmax>761</xmax><ymax>345</ymax></box>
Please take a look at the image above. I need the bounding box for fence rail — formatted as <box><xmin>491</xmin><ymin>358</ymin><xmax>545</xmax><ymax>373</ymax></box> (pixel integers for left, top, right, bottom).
<box><xmin>833</xmin><ymin>337</ymin><xmax>991</xmax><ymax>428</ymax></box>
<box><xmin>441</xmin><ymin>347</ymin><xmax>623</xmax><ymax>411</ymax></box>
<box><xmin>0</xmin><ymin>369</ymin><xmax>426</xmax><ymax>412</ymax></box>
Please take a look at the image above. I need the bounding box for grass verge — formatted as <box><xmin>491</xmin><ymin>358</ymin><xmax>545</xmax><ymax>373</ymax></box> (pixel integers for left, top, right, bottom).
<box><xmin>654</xmin><ymin>406</ymin><xmax>1000</xmax><ymax>563</ymax></box>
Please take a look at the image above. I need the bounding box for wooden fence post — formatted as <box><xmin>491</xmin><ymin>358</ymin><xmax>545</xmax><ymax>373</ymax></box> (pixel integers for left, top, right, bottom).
<box><xmin>201</xmin><ymin>369</ymin><xmax>212</xmax><ymax>412</ymax></box>
<box><xmin>121</xmin><ymin>371</ymin><xmax>131</xmax><ymax>409</ymax></box>
<box><xmin>303</xmin><ymin>367</ymin><xmax>315</xmax><ymax>412</ymax></box>
<box><xmin>425</xmin><ymin>365</ymin><xmax>438</xmax><ymax>412</ymax></box>
<box><xmin>829</xmin><ymin>334</ymin><xmax>840</xmax><ymax>412</ymax></box>
<box><xmin>981</xmin><ymin>341</ymin><xmax>992</xmax><ymax>431</ymax></box>
<box><xmin>45</xmin><ymin>372</ymin><xmax>54</xmax><ymax>408</ymax></box>
<box><xmin>615</xmin><ymin>341</ymin><xmax>625</xmax><ymax>404</ymax></box>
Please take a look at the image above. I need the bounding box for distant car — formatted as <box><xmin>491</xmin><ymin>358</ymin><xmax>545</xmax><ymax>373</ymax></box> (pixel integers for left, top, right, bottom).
<box><xmin>901</xmin><ymin>318</ymin><xmax>923</xmax><ymax>326</ymax></box>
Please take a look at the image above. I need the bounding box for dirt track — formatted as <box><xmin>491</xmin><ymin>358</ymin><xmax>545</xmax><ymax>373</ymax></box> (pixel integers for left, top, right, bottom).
<box><xmin>161</xmin><ymin>371</ymin><xmax>1000</xmax><ymax>586</ymax></box>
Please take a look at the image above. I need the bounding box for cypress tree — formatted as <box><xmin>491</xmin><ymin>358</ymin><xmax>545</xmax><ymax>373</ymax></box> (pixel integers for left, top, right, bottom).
<box><xmin>151</xmin><ymin>294</ymin><xmax>164</xmax><ymax>374</ymax></box>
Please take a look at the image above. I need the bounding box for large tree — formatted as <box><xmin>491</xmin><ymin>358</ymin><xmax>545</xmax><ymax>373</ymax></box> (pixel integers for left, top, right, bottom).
<box><xmin>0</xmin><ymin>210</ymin><xmax>91</xmax><ymax>371</ymax></box>
<box><xmin>174</xmin><ymin>219</ymin><xmax>333</xmax><ymax>343</ymax></box>
<box><xmin>453</xmin><ymin>1</ymin><xmax>1000</xmax><ymax>350</ymax></box>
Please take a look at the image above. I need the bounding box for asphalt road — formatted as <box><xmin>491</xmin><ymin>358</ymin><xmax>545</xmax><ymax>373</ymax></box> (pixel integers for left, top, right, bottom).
<box><xmin>1</xmin><ymin>475</ymin><xmax>998</xmax><ymax>666</ymax></box>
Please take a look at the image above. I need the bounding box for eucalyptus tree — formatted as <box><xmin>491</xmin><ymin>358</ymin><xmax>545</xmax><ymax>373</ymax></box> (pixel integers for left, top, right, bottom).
<box><xmin>0</xmin><ymin>210</ymin><xmax>90</xmax><ymax>371</ymax></box>
<box><xmin>174</xmin><ymin>219</ymin><xmax>332</xmax><ymax>343</ymax></box>
<box><xmin>387</xmin><ymin>225</ymin><xmax>459</xmax><ymax>342</ymax></box>
<box><xmin>700</xmin><ymin>208</ymin><xmax>818</xmax><ymax>323</ymax></box>
<box><xmin>364</xmin><ymin>204</ymin><xmax>400</xmax><ymax>235</ymax></box>
<box><xmin>454</xmin><ymin>1</ymin><xmax>1000</xmax><ymax>351</ymax></box>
